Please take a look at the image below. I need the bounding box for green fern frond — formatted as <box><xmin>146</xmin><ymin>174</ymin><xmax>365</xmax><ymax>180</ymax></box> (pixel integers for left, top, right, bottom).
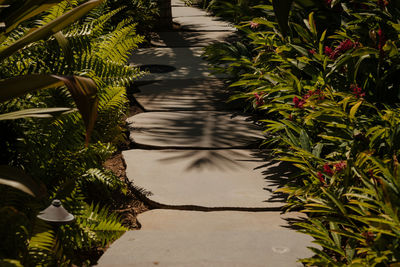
<box><xmin>75</xmin><ymin>54</ymin><xmax>142</xmax><ymax>85</ymax></box>
<box><xmin>91</xmin><ymin>6</ymin><xmax>126</xmax><ymax>36</ymax></box>
<box><xmin>28</xmin><ymin>219</ymin><xmax>57</xmax><ymax>265</ymax></box>
<box><xmin>83</xmin><ymin>168</ymin><xmax>124</xmax><ymax>191</ymax></box>
<box><xmin>40</xmin><ymin>1</ymin><xmax>78</xmax><ymax>26</ymax></box>
<box><xmin>98</xmin><ymin>86</ymin><xmax>127</xmax><ymax>111</ymax></box>
<box><xmin>76</xmin><ymin>203</ymin><xmax>127</xmax><ymax>247</ymax></box>
<box><xmin>96</xmin><ymin>22</ymin><xmax>144</xmax><ymax>63</ymax></box>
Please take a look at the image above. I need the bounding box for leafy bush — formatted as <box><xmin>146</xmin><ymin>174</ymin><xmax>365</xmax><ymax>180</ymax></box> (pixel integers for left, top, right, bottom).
<box><xmin>0</xmin><ymin>0</ymin><xmax>148</xmax><ymax>265</ymax></box>
<box><xmin>199</xmin><ymin>0</ymin><xmax>268</xmax><ymax>23</ymax></box>
<box><xmin>204</xmin><ymin>0</ymin><xmax>400</xmax><ymax>265</ymax></box>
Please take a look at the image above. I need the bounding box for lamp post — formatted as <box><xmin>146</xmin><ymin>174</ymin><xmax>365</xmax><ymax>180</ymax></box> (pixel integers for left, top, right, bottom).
<box><xmin>37</xmin><ymin>199</ymin><xmax>74</xmax><ymax>224</ymax></box>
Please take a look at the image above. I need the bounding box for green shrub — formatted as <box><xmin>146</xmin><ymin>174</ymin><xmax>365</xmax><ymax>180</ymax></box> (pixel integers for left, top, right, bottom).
<box><xmin>0</xmin><ymin>0</ymin><xmax>147</xmax><ymax>265</ymax></box>
<box><xmin>204</xmin><ymin>0</ymin><xmax>400</xmax><ymax>265</ymax></box>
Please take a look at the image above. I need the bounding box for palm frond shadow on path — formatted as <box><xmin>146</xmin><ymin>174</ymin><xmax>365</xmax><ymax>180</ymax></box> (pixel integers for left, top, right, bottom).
<box><xmin>128</xmin><ymin>111</ymin><xmax>263</xmax><ymax>149</ymax></box>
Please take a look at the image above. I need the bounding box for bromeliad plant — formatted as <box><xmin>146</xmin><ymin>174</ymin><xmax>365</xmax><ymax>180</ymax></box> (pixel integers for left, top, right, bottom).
<box><xmin>204</xmin><ymin>0</ymin><xmax>400</xmax><ymax>265</ymax></box>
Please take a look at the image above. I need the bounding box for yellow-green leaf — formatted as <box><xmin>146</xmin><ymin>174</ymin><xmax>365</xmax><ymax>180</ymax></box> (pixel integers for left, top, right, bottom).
<box><xmin>349</xmin><ymin>100</ymin><xmax>362</xmax><ymax>120</ymax></box>
<box><xmin>0</xmin><ymin>0</ymin><xmax>102</xmax><ymax>60</ymax></box>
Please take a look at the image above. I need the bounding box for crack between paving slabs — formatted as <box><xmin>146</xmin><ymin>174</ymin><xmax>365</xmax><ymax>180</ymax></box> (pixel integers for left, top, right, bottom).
<box><xmin>121</xmin><ymin>145</ymin><xmax>291</xmax><ymax>213</ymax></box>
<box><xmin>127</xmin><ymin>180</ymin><xmax>286</xmax><ymax>213</ymax></box>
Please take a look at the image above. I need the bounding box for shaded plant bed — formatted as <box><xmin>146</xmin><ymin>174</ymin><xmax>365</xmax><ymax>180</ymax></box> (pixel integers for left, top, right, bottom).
<box><xmin>73</xmin><ymin>152</ymin><xmax>149</xmax><ymax>266</ymax></box>
<box><xmin>202</xmin><ymin>0</ymin><xmax>400</xmax><ymax>265</ymax></box>
<box><xmin>104</xmin><ymin>153</ymin><xmax>148</xmax><ymax>230</ymax></box>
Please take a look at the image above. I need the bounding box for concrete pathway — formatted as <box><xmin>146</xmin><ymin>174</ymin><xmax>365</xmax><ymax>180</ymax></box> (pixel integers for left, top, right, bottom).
<box><xmin>132</xmin><ymin>79</ymin><xmax>231</xmax><ymax>111</ymax></box>
<box><xmin>98</xmin><ymin>211</ymin><xmax>309</xmax><ymax>267</ymax></box>
<box><xmin>97</xmin><ymin>1</ymin><xmax>313</xmax><ymax>266</ymax></box>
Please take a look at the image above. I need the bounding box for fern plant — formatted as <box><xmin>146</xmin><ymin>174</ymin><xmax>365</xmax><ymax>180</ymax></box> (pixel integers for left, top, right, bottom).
<box><xmin>0</xmin><ymin>0</ymin><xmax>145</xmax><ymax>265</ymax></box>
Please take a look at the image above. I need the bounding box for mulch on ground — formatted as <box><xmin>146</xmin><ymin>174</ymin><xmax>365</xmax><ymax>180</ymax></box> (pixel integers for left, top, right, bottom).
<box><xmin>104</xmin><ymin>153</ymin><xmax>149</xmax><ymax>229</ymax></box>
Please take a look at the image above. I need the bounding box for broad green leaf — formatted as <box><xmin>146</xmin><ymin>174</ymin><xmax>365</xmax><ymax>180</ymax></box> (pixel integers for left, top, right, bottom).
<box><xmin>252</xmin><ymin>17</ymin><xmax>275</xmax><ymax>28</ymax></box>
<box><xmin>329</xmin><ymin>222</ymin><xmax>341</xmax><ymax>248</ymax></box>
<box><xmin>319</xmin><ymin>30</ymin><xmax>327</xmax><ymax>54</ymax></box>
<box><xmin>383</xmin><ymin>40</ymin><xmax>399</xmax><ymax>57</ymax></box>
<box><xmin>318</xmin><ymin>240</ymin><xmax>346</xmax><ymax>256</ymax></box>
<box><xmin>0</xmin><ymin>259</ymin><xmax>23</xmax><ymax>267</ymax></box>
<box><xmin>349</xmin><ymin>100</ymin><xmax>362</xmax><ymax>120</ymax></box>
<box><xmin>368</xmin><ymin>128</ymin><xmax>387</xmax><ymax>148</ymax></box>
<box><xmin>285</xmin><ymin>128</ymin><xmax>301</xmax><ymax>147</ymax></box>
<box><xmin>305</xmin><ymin>12</ymin><xmax>316</xmax><ymax>37</ymax></box>
<box><xmin>53</xmin><ymin>75</ymin><xmax>98</xmax><ymax>145</ymax></box>
<box><xmin>291</xmin><ymin>23</ymin><xmax>312</xmax><ymax>43</ymax></box>
<box><xmin>0</xmin><ymin>74</ymin><xmax>98</xmax><ymax>144</ymax></box>
<box><xmin>0</xmin><ymin>74</ymin><xmax>63</xmax><ymax>101</ymax></box>
<box><xmin>1</xmin><ymin>0</ymin><xmax>63</xmax><ymax>37</ymax></box>
<box><xmin>327</xmin><ymin>54</ymin><xmax>352</xmax><ymax>77</ymax></box>
<box><xmin>349</xmin><ymin>215</ymin><xmax>396</xmax><ymax>226</ymax></box>
<box><xmin>296</xmin><ymin>222</ymin><xmax>332</xmax><ymax>242</ymax></box>
<box><xmin>321</xmin><ymin>187</ymin><xmax>347</xmax><ymax>215</ymax></box>
<box><xmin>0</xmin><ymin>165</ymin><xmax>45</xmax><ymax>197</ymax></box>
<box><xmin>288</xmin><ymin>44</ymin><xmax>309</xmax><ymax>56</ymax></box>
<box><xmin>353</xmin><ymin>55</ymin><xmax>370</xmax><ymax>82</ymax></box>
<box><xmin>0</xmin><ymin>0</ymin><xmax>102</xmax><ymax>60</ymax></box>
<box><xmin>54</xmin><ymin>31</ymin><xmax>74</xmax><ymax>68</ymax></box>
<box><xmin>0</xmin><ymin>107</ymin><xmax>71</xmax><ymax>120</ymax></box>
<box><xmin>351</xmin><ymin>47</ymin><xmax>378</xmax><ymax>57</ymax></box>
<box><xmin>299</xmin><ymin>129</ymin><xmax>311</xmax><ymax>152</ymax></box>
<box><xmin>305</xmin><ymin>247</ymin><xmax>334</xmax><ymax>262</ymax></box>
<box><xmin>334</xmin><ymin>229</ymin><xmax>364</xmax><ymax>242</ymax></box>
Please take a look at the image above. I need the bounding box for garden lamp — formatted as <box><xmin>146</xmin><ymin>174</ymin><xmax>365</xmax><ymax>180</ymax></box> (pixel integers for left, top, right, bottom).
<box><xmin>37</xmin><ymin>199</ymin><xmax>74</xmax><ymax>224</ymax></box>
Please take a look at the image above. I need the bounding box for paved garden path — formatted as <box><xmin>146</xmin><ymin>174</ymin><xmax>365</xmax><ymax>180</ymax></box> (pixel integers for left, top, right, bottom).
<box><xmin>97</xmin><ymin>1</ymin><xmax>314</xmax><ymax>266</ymax></box>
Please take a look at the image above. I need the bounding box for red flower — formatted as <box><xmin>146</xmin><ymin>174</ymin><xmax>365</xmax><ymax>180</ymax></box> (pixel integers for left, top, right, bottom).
<box><xmin>309</xmin><ymin>49</ymin><xmax>316</xmax><ymax>55</ymax></box>
<box><xmin>378</xmin><ymin>28</ymin><xmax>386</xmax><ymax>57</ymax></box>
<box><xmin>325</xmin><ymin>40</ymin><xmax>359</xmax><ymax>60</ymax></box>
<box><xmin>303</xmin><ymin>89</ymin><xmax>325</xmax><ymax>101</ymax></box>
<box><xmin>351</xmin><ymin>84</ymin><xmax>365</xmax><ymax>98</ymax></box>
<box><xmin>250</xmin><ymin>21</ymin><xmax>259</xmax><ymax>29</ymax></box>
<box><xmin>303</xmin><ymin>90</ymin><xmax>312</xmax><ymax>100</ymax></box>
<box><xmin>378</xmin><ymin>0</ymin><xmax>389</xmax><ymax>8</ymax></box>
<box><xmin>325</xmin><ymin>0</ymin><xmax>332</xmax><ymax>6</ymax></box>
<box><xmin>334</xmin><ymin>161</ymin><xmax>347</xmax><ymax>173</ymax></box>
<box><xmin>324</xmin><ymin>46</ymin><xmax>333</xmax><ymax>57</ymax></box>
<box><xmin>317</xmin><ymin>172</ymin><xmax>325</xmax><ymax>184</ymax></box>
<box><xmin>336</xmin><ymin>39</ymin><xmax>356</xmax><ymax>52</ymax></box>
<box><xmin>293</xmin><ymin>90</ymin><xmax>325</xmax><ymax>109</ymax></box>
<box><xmin>254</xmin><ymin>92</ymin><xmax>264</xmax><ymax>106</ymax></box>
<box><xmin>315</xmin><ymin>89</ymin><xmax>325</xmax><ymax>100</ymax></box>
<box><xmin>293</xmin><ymin>96</ymin><xmax>305</xmax><ymax>109</ymax></box>
<box><xmin>323</xmin><ymin>163</ymin><xmax>334</xmax><ymax>176</ymax></box>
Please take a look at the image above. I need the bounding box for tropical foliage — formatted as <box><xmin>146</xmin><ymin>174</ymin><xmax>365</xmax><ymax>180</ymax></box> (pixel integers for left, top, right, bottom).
<box><xmin>0</xmin><ymin>0</ymin><xmax>152</xmax><ymax>265</ymax></box>
<box><xmin>204</xmin><ymin>0</ymin><xmax>400</xmax><ymax>265</ymax></box>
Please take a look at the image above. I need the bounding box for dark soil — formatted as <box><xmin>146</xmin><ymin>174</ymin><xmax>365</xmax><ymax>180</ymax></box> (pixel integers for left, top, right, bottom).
<box><xmin>104</xmin><ymin>153</ymin><xmax>148</xmax><ymax>229</ymax></box>
<box><xmin>81</xmin><ymin>96</ymin><xmax>148</xmax><ymax>266</ymax></box>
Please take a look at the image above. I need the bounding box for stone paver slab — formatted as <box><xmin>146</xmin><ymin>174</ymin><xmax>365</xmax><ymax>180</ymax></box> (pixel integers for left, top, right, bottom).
<box><xmin>134</xmin><ymin>79</ymin><xmax>236</xmax><ymax>111</ymax></box>
<box><xmin>151</xmin><ymin>31</ymin><xmax>234</xmax><ymax>47</ymax></box>
<box><xmin>97</xmin><ymin>210</ymin><xmax>313</xmax><ymax>266</ymax></box>
<box><xmin>172</xmin><ymin>0</ymin><xmax>186</xmax><ymax>6</ymax></box>
<box><xmin>123</xmin><ymin>149</ymin><xmax>286</xmax><ymax>207</ymax></box>
<box><xmin>130</xmin><ymin>47</ymin><xmax>220</xmax><ymax>80</ymax></box>
<box><xmin>174</xmin><ymin>16</ymin><xmax>235</xmax><ymax>31</ymax></box>
<box><xmin>127</xmin><ymin>111</ymin><xmax>263</xmax><ymax>148</ymax></box>
<box><xmin>173</xmin><ymin>6</ymin><xmax>209</xmax><ymax>17</ymax></box>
